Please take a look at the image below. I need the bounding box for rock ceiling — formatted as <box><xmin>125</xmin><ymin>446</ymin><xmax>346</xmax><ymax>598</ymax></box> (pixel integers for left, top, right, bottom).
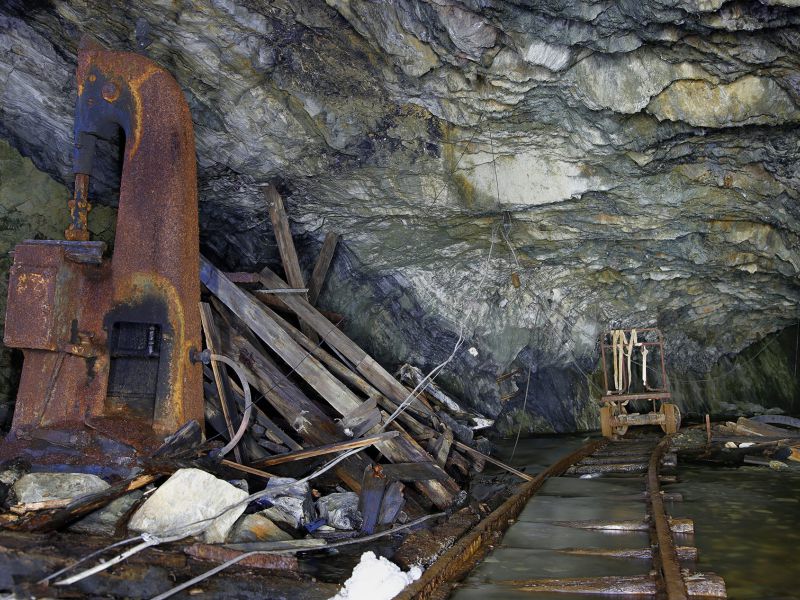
<box><xmin>0</xmin><ymin>0</ymin><xmax>798</xmax><ymax>430</ymax></box>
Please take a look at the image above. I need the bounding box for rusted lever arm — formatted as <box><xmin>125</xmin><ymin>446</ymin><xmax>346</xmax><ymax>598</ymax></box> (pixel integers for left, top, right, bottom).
<box><xmin>66</xmin><ymin>173</ymin><xmax>91</xmax><ymax>241</ymax></box>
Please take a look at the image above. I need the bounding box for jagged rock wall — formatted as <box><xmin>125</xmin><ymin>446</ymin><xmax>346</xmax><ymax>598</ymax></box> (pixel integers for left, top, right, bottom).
<box><xmin>0</xmin><ymin>0</ymin><xmax>799</xmax><ymax>432</ymax></box>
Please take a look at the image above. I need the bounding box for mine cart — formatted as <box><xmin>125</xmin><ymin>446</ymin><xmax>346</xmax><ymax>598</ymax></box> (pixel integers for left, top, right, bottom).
<box><xmin>598</xmin><ymin>328</ymin><xmax>680</xmax><ymax>438</ymax></box>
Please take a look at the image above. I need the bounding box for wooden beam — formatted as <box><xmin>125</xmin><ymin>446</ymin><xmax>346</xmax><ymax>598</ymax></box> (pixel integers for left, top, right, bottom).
<box><xmin>212</xmin><ymin>303</ymin><xmax>370</xmax><ymax>492</ymax></box>
<box><xmin>201</xmin><ymin>257</ymin><xmax>459</xmax><ymax>508</ymax></box>
<box><xmin>250</xmin><ymin>291</ymin><xmax>344</xmax><ymax>324</ymax></box>
<box><xmin>256</xmin><ymin>299</ymin><xmax>435</xmax><ymax>425</ymax></box>
<box><xmin>380</xmin><ymin>462</ymin><xmax>451</xmax><ymax>482</ymax></box>
<box><xmin>307</xmin><ymin>232</ymin><xmax>338</xmax><ymax>306</ymax></box>
<box><xmin>221</xmin><ymin>459</ymin><xmax>277</xmax><ymax>480</ymax></box>
<box><xmin>258</xmin><ymin>267</ymin><xmax>440</xmax><ymax>420</ymax></box>
<box><xmin>250</xmin><ymin>431</ymin><xmax>399</xmax><ymax>468</ymax></box>
<box><xmin>264</xmin><ymin>185</ymin><xmax>317</xmax><ymax>342</ymax></box>
<box><xmin>453</xmin><ymin>441</ymin><xmax>534</xmax><ymax>482</ymax></box>
<box><xmin>223</xmin><ymin>272</ymin><xmax>261</xmax><ymax>284</ymax></box>
<box><xmin>200</xmin><ymin>302</ymin><xmax>242</xmax><ymax>464</ymax></box>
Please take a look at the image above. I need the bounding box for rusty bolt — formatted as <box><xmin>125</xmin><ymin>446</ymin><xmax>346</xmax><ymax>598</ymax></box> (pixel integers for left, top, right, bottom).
<box><xmin>102</xmin><ymin>81</ymin><xmax>119</xmax><ymax>102</ymax></box>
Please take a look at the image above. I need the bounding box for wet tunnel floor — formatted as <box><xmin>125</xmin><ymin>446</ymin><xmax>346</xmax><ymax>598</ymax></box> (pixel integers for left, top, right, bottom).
<box><xmin>450</xmin><ymin>435</ymin><xmax>800</xmax><ymax>600</ymax></box>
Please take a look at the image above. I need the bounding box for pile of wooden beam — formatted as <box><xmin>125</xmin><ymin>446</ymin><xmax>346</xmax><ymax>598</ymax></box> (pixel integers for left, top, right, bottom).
<box><xmin>197</xmin><ymin>185</ymin><xmax>488</xmax><ymax>531</ymax></box>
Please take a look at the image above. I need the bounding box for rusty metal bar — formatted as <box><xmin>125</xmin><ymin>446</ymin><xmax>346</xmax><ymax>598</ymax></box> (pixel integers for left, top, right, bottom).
<box><xmin>66</xmin><ymin>173</ymin><xmax>91</xmax><ymax>241</ymax></box>
<box><xmin>648</xmin><ymin>435</ymin><xmax>689</xmax><ymax>600</ymax></box>
<box><xmin>393</xmin><ymin>438</ymin><xmax>607</xmax><ymax>600</ymax></box>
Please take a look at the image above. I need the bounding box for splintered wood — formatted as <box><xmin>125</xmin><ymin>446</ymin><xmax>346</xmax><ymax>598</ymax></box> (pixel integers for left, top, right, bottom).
<box><xmin>196</xmin><ymin>191</ymin><xmax>498</xmax><ymax>537</ymax></box>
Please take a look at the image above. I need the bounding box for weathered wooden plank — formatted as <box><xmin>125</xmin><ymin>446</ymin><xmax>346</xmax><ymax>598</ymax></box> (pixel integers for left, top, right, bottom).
<box><xmin>250</xmin><ymin>431</ymin><xmax>399</xmax><ymax>468</ymax></box>
<box><xmin>257</xmin><ymin>299</ymin><xmax>435</xmax><ymax>425</ymax></box>
<box><xmin>340</xmin><ymin>397</ymin><xmax>382</xmax><ymax>439</ymax></box>
<box><xmin>500</xmin><ymin>574</ymin><xmax>726</xmax><ymax>597</ymax></box>
<box><xmin>203</xmin><ymin>257</ymin><xmax>366</xmax><ymax>417</ymax></box>
<box><xmin>223</xmin><ymin>271</ymin><xmax>261</xmax><ymax>284</ymax></box>
<box><xmin>220</xmin><ymin>459</ymin><xmax>276</xmax><ymax>480</ymax></box>
<box><xmin>258</xmin><ymin>267</ymin><xmax>365</xmax><ymax>363</ymax></box>
<box><xmin>430</xmin><ymin>429</ymin><xmax>454</xmax><ymax>468</ymax></box>
<box><xmin>185</xmin><ymin>543</ymin><xmax>299</xmax><ymax>571</ymax></box>
<box><xmin>360</xmin><ymin>465</ymin><xmax>388</xmax><ymax>535</ymax></box>
<box><xmin>259</xmin><ymin>267</ymin><xmax>439</xmax><ymax>418</ymax></box>
<box><xmin>199</xmin><ymin>302</ymin><xmax>242</xmax><ymax>464</ymax></box>
<box><xmin>252</xmin><ymin>290</ymin><xmax>345</xmax><ymax>324</ymax></box>
<box><xmin>202</xmin><ymin>257</ymin><xmax>459</xmax><ymax>508</ymax></box>
<box><xmin>453</xmin><ymin>440</ymin><xmax>534</xmax><ymax>482</ymax></box>
<box><xmin>381</xmin><ymin>462</ymin><xmax>451</xmax><ymax>482</ymax></box>
<box><xmin>307</xmin><ymin>232</ymin><xmax>338</xmax><ymax>306</ymax></box>
<box><xmin>265</xmin><ymin>185</ymin><xmax>317</xmax><ymax>342</ymax></box>
<box><xmin>213</xmin><ymin>307</ymin><xmax>369</xmax><ymax>492</ymax></box>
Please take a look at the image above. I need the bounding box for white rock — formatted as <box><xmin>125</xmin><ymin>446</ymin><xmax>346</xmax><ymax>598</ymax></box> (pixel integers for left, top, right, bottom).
<box><xmin>128</xmin><ymin>468</ymin><xmax>248</xmax><ymax>543</ymax></box>
<box><xmin>329</xmin><ymin>551</ymin><xmax>422</xmax><ymax>600</ymax></box>
<box><xmin>13</xmin><ymin>472</ymin><xmax>109</xmax><ymax>504</ymax></box>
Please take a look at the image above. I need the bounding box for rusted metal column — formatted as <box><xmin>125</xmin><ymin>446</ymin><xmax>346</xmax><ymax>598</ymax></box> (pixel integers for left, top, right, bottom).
<box><xmin>4</xmin><ymin>38</ymin><xmax>202</xmax><ymax>448</ymax></box>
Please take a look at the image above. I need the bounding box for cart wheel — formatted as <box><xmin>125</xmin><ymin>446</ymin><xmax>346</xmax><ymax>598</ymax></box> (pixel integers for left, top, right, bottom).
<box><xmin>660</xmin><ymin>403</ymin><xmax>681</xmax><ymax>434</ymax></box>
<box><xmin>600</xmin><ymin>404</ymin><xmax>613</xmax><ymax>438</ymax></box>
<box><xmin>612</xmin><ymin>402</ymin><xmax>629</xmax><ymax>437</ymax></box>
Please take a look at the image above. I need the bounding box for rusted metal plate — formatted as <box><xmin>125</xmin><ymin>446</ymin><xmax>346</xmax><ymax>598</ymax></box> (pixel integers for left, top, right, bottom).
<box><xmin>4</xmin><ymin>264</ymin><xmax>58</xmax><ymax>350</ymax></box>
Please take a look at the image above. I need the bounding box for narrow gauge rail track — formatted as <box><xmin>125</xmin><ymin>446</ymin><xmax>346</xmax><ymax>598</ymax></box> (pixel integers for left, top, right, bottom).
<box><xmin>397</xmin><ymin>434</ymin><xmax>726</xmax><ymax>600</ymax></box>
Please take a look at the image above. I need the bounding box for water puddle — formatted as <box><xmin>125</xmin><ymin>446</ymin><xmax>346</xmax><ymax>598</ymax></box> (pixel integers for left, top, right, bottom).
<box><xmin>451</xmin><ymin>435</ymin><xmax>800</xmax><ymax>600</ymax></box>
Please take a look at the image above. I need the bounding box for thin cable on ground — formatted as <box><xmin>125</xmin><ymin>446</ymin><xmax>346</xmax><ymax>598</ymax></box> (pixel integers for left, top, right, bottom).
<box><xmin>149</xmin><ymin>512</ymin><xmax>445</xmax><ymax>600</ymax></box>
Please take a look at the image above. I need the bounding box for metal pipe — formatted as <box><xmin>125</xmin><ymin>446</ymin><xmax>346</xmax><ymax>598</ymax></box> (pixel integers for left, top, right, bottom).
<box><xmin>206</xmin><ymin>353</ymin><xmax>252</xmax><ymax>460</ymax></box>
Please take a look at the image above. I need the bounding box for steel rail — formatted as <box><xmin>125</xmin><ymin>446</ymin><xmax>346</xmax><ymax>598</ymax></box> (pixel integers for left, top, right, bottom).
<box><xmin>647</xmin><ymin>434</ymin><xmax>689</xmax><ymax>600</ymax></box>
<box><xmin>394</xmin><ymin>438</ymin><xmax>608</xmax><ymax>600</ymax></box>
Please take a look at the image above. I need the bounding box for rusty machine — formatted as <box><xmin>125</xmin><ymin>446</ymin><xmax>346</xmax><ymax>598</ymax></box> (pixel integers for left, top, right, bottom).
<box><xmin>2</xmin><ymin>39</ymin><xmax>203</xmax><ymax>465</ymax></box>
<box><xmin>598</xmin><ymin>328</ymin><xmax>680</xmax><ymax>438</ymax></box>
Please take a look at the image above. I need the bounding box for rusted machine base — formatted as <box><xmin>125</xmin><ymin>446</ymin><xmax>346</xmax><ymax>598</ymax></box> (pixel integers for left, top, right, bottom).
<box><xmin>0</xmin><ymin>418</ymin><xmax>163</xmax><ymax>478</ymax></box>
<box><xmin>393</xmin><ymin>439</ymin><xmax>607</xmax><ymax>600</ymax></box>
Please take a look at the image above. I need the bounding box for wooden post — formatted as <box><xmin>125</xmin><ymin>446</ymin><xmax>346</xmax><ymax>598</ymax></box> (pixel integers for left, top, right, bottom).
<box><xmin>307</xmin><ymin>232</ymin><xmax>338</xmax><ymax>306</ymax></box>
<box><xmin>264</xmin><ymin>185</ymin><xmax>318</xmax><ymax>342</ymax></box>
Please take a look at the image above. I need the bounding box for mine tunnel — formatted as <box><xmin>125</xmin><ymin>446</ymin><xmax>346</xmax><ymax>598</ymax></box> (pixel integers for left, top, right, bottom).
<box><xmin>0</xmin><ymin>2</ymin><xmax>798</xmax><ymax>599</ymax></box>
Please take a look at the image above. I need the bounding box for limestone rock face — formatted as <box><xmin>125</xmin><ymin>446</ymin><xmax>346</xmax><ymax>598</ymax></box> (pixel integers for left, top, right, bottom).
<box><xmin>0</xmin><ymin>1</ymin><xmax>799</xmax><ymax>432</ymax></box>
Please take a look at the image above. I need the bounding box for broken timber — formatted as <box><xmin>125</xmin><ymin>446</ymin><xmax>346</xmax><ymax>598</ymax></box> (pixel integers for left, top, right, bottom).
<box><xmin>265</xmin><ymin>185</ymin><xmax>318</xmax><ymax>343</ymax></box>
<box><xmin>200</xmin><ymin>258</ymin><xmax>459</xmax><ymax>508</ymax></box>
<box><xmin>307</xmin><ymin>232</ymin><xmax>339</xmax><ymax>306</ymax></box>
<box><xmin>258</xmin><ymin>266</ymin><xmax>439</xmax><ymax>424</ymax></box>
<box><xmin>250</xmin><ymin>431</ymin><xmax>399</xmax><ymax>469</ymax></box>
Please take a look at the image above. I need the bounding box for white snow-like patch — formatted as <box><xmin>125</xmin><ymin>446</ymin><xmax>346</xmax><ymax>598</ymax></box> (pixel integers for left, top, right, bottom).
<box><xmin>329</xmin><ymin>551</ymin><xmax>422</xmax><ymax>600</ymax></box>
